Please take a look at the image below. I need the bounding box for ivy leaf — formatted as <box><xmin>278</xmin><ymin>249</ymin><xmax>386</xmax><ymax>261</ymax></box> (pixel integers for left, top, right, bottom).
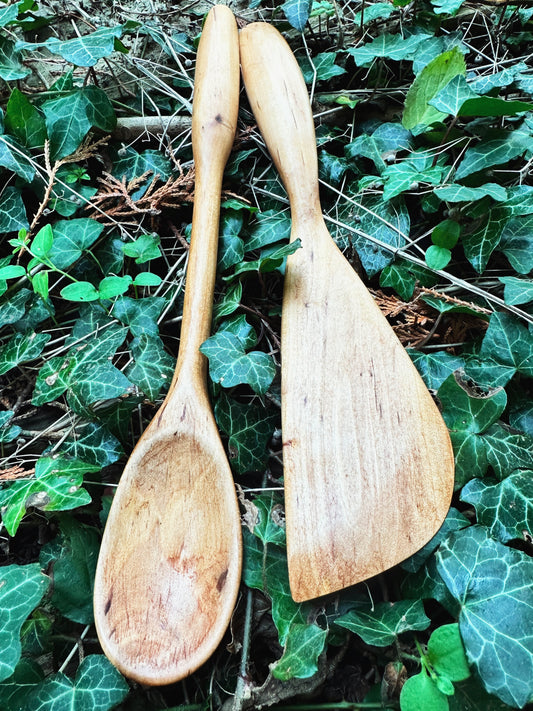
<box><xmin>47</xmin><ymin>218</ymin><xmax>105</xmax><ymax>270</ymax></box>
<box><xmin>230</xmin><ymin>240</ymin><xmax>301</xmax><ymax>279</ymax></box>
<box><xmin>251</xmin><ymin>493</ymin><xmax>287</xmax><ymax>548</ymax></box>
<box><xmin>450</xmin><ymin>676</ymin><xmax>516</xmax><ymax>711</ymax></box>
<box><xmin>436</xmin><ymin>525</ymin><xmax>533</xmax><ymax>708</ymax></box>
<box><xmin>200</xmin><ymin>331</ymin><xmax>276</xmax><ymax>395</ymax></box>
<box><xmin>0</xmin><ymin>410</ymin><xmax>22</xmax><ymax>443</ymax></box>
<box><xmin>461</xmin><ymin>207</ymin><xmax>506</xmax><ymax>273</ymax></box>
<box><xmin>59</xmin><ymin>421</ymin><xmax>123</xmax><ymax>468</ymax></box>
<box><xmin>499</xmin><ymin>214</ymin><xmax>533</xmax><ymax>274</ymax></box>
<box><xmin>39</xmin><ymin>517</ymin><xmax>99</xmax><ymax>624</ymax></box>
<box><xmin>272</xmin><ymin>623</ymin><xmax>327</xmax><ymax>681</ymax></box>
<box><xmin>282</xmin><ymin>0</ymin><xmax>312</xmax><ymax>31</ymax></box>
<box><xmin>300</xmin><ymin>52</ymin><xmax>346</xmax><ymax>83</ymax></box>
<box><xmin>246</xmin><ymin>209</ymin><xmax>291</xmax><ymax>251</ymax></box>
<box><xmin>482</xmin><ymin>424</ymin><xmax>533</xmax><ymax>479</ymax></box>
<box><xmin>349</xmin><ymin>32</ymin><xmax>432</xmax><ymax>67</ymax></box>
<box><xmin>0</xmin><ymin>2</ymin><xmax>21</xmax><ymax>27</ymax></box>
<box><xmin>111</xmin><ymin>147</ymin><xmax>171</xmax><ymax>199</ymax></box>
<box><xmin>0</xmin><ymin>564</ymin><xmax>49</xmax><ymax>683</ymax></box>
<box><xmin>0</xmin><ymin>186</ymin><xmax>28</xmax><ymax>232</ymax></box>
<box><xmin>26</xmin><ymin>655</ymin><xmax>129</xmax><ymax>711</ymax></box>
<box><xmin>434</xmin><ymin>183</ymin><xmax>508</xmax><ymax>203</ymax></box>
<box><xmin>430</xmin><ymin>74</ymin><xmax>533</xmax><ymax>117</ymax></box>
<box><xmin>466</xmin><ymin>312</ymin><xmax>533</xmax><ymax>387</ymax></box>
<box><xmin>4</xmin><ymin>88</ymin><xmax>47</xmax><ymax>148</ymax></box>
<box><xmin>438</xmin><ymin>371</ymin><xmax>507</xmax><ymax>486</ymax></box>
<box><xmin>336</xmin><ymin>193</ymin><xmax>408</xmax><ymax>277</ymax></box>
<box><xmin>499</xmin><ymin>276</ymin><xmax>533</xmax><ymax>306</ymax></box>
<box><xmin>42</xmin><ymin>25</ymin><xmax>125</xmax><ymax>66</ymax></box>
<box><xmin>214</xmin><ymin>394</ymin><xmax>278</xmax><ymax>474</ymax></box>
<box><xmin>455</xmin><ymin>132</ymin><xmax>528</xmax><ymax>181</ymax></box>
<box><xmin>219</xmin><ymin>210</ymin><xmax>244</xmax><ymax>271</ymax></box>
<box><xmin>42</xmin><ymin>85</ymin><xmax>116</xmax><ymax>160</ymax></box>
<box><xmin>0</xmin><ymin>135</ymin><xmax>35</xmax><ymax>181</ymax></box>
<box><xmin>0</xmin><ymin>332</ymin><xmax>50</xmax><ymax>375</ymax></box>
<box><xmin>0</xmin><ymin>456</ymin><xmax>95</xmax><ymax>535</ymax></box>
<box><xmin>0</xmin><ymin>37</ymin><xmax>30</xmax><ymax>80</ymax></box>
<box><xmin>125</xmin><ymin>334</ymin><xmax>175</xmax><ymax>400</ymax></box>
<box><xmin>0</xmin><ymin>658</ymin><xmax>45</xmax><ymax>710</ymax></box>
<box><xmin>431</xmin><ymin>0</ymin><xmax>466</xmax><ymax>15</ymax></box>
<box><xmin>112</xmin><ymin>295</ymin><xmax>166</xmax><ymax>336</ymax></box>
<box><xmin>402</xmin><ymin>47</ymin><xmax>466</xmax><ymax>131</ymax></box>
<box><xmin>461</xmin><ymin>471</ymin><xmax>533</xmax><ymax>544</ymax></box>
<box><xmin>335</xmin><ymin>600</ymin><xmax>430</xmax><ymax>646</ymax></box>
<box><xmin>408</xmin><ymin>350</ymin><xmax>465</xmax><ymax>390</ymax></box>
<box><xmin>213</xmin><ymin>281</ymin><xmax>242</xmax><ymax>321</ymax></box>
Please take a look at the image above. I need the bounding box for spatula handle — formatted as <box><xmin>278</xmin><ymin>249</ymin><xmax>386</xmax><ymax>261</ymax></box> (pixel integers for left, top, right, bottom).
<box><xmin>176</xmin><ymin>5</ymin><xmax>239</xmax><ymax>384</ymax></box>
<box><xmin>240</xmin><ymin>23</ymin><xmax>321</xmax><ymax>218</ymax></box>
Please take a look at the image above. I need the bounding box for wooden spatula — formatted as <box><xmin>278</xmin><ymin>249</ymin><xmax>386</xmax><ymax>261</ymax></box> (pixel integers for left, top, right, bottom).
<box><xmin>93</xmin><ymin>6</ymin><xmax>241</xmax><ymax>684</ymax></box>
<box><xmin>239</xmin><ymin>22</ymin><xmax>454</xmax><ymax>603</ymax></box>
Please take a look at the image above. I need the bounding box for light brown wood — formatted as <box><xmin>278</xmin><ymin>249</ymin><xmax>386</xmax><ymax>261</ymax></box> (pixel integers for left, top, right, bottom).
<box><xmin>93</xmin><ymin>6</ymin><xmax>241</xmax><ymax>685</ymax></box>
<box><xmin>240</xmin><ymin>22</ymin><xmax>454</xmax><ymax>603</ymax></box>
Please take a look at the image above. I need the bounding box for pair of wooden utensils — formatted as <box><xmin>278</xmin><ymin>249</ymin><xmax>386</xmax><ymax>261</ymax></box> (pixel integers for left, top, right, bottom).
<box><xmin>93</xmin><ymin>6</ymin><xmax>454</xmax><ymax>686</ymax></box>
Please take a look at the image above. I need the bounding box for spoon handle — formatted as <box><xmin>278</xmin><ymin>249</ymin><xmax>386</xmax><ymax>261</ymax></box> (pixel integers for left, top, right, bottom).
<box><xmin>174</xmin><ymin>5</ymin><xmax>239</xmax><ymax>387</ymax></box>
<box><xmin>240</xmin><ymin>22</ymin><xmax>321</xmax><ymax>223</ymax></box>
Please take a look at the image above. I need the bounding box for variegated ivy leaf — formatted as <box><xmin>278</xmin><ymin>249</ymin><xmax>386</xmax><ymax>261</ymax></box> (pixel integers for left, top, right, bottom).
<box><xmin>455</xmin><ymin>131</ymin><xmax>529</xmax><ymax>181</ymax></box>
<box><xmin>281</xmin><ymin>0</ymin><xmax>312</xmax><ymax>31</ymax></box>
<box><xmin>272</xmin><ymin>623</ymin><xmax>327</xmax><ymax>681</ymax></box>
<box><xmin>300</xmin><ymin>51</ymin><xmax>346</xmax><ymax>83</ymax></box>
<box><xmin>349</xmin><ymin>31</ymin><xmax>432</xmax><ymax>67</ymax></box>
<box><xmin>434</xmin><ymin>183</ymin><xmax>508</xmax><ymax>203</ymax></box>
<box><xmin>436</xmin><ymin>525</ymin><xmax>533</xmax><ymax>708</ymax></box>
<box><xmin>125</xmin><ymin>334</ymin><xmax>175</xmax><ymax>401</ymax></box>
<box><xmin>0</xmin><ymin>332</ymin><xmax>50</xmax><ymax>376</ymax></box>
<box><xmin>41</xmin><ymin>26</ymin><xmax>126</xmax><ymax>67</ymax></box>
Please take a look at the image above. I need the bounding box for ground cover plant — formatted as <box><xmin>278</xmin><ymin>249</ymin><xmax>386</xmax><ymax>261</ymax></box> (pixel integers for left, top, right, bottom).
<box><xmin>0</xmin><ymin>0</ymin><xmax>532</xmax><ymax>708</ymax></box>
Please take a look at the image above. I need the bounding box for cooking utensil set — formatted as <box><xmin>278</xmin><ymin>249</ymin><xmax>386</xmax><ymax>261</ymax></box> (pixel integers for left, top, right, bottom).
<box><xmin>94</xmin><ymin>5</ymin><xmax>454</xmax><ymax>685</ymax></box>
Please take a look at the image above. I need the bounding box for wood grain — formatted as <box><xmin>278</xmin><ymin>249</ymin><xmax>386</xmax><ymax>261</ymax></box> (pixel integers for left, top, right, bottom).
<box><xmin>93</xmin><ymin>6</ymin><xmax>241</xmax><ymax>684</ymax></box>
<box><xmin>240</xmin><ymin>22</ymin><xmax>455</xmax><ymax>603</ymax></box>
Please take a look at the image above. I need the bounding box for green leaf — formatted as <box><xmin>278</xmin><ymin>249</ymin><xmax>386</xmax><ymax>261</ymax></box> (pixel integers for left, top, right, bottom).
<box><xmin>97</xmin><ymin>275</ymin><xmax>132</xmax><ymax>300</ymax></box>
<box><xmin>26</xmin><ymin>655</ymin><xmax>129</xmax><ymax>711</ymax></box>
<box><xmin>112</xmin><ymin>295</ymin><xmax>166</xmax><ymax>336</ymax></box>
<box><xmin>60</xmin><ymin>281</ymin><xmax>100</xmax><ymax>302</ymax></box>
<box><xmin>213</xmin><ymin>281</ymin><xmax>242</xmax><ymax>320</ymax></box>
<box><xmin>335</xmin><ymin>600</ymin><xmax>430</xmax><ymax>646</ymax></box>
<box><xmin>125</xmin><ymin>334</ymin><xmax>175</xmax><ymax>400</ymax></box>
<box><xmin>430</xmin><ymin>74</ymin><xmax>533</xmax><ymax>117</ymax></box>
<box><xmin>466</xmin><ymin>312</ymin><xmax>533</xmax><ymax>387</ymax></box>
<box><xmin>400</xmin><ymin>671</ymin><xmax>449</xmax><ymax>711</ymax></box>
<box><xmin>59</xmin><ymin>421</ymin><xmax>123</xmax><ymax>468</ymax></box>
<box><xmin>483</xmin><ymin>424</ymin><xmax>533</xmax><ymax>479</ymax></box>
<box><xmin>432</xmin><ymin>219</ymin><xmax>461</xmax><ymax>249</ymax></box>
<box><xmin>408</xmin><ymin>350</ymin><xmax>465</xmax><ymax>390</ymax></box>
<box><xmin>348</xmin><ymin>32</ymin><xmax>432</xmax><ymax>67</ymax></box>
<box><xmin>450</xmin><ymin>676</ymin><xmax>518</xmax><ymax>710</ymax></box>
<box><xmin>121</xmin><ymin>232</ymin><xmax>162</xmax><ymax>263</ymax></box>
<box><xmin>111</xmin><ymin>148</ymin><xmax>171</xmax><ymax>198</ymax></box>
<box><xmin>246</xmin><ymin>209</ymin><xmax>291</xmax><ymax>252</ymax></box>
<box><xmin>426</xmin><ymin>245</ymin><xmax>452</xmax><ymax>270</ymax></box>
<box><xmin>353</xmin><ymin>2</ymin><xmax>394</xmax><ymax>25</ymax></box>
<box><xmin>47</xmin><ymin>218</ymin><xmax>105</xmax><ymax>270</ymax></box>
<box><xmin>402</xmin><ymin>47</ymin><xmax>466</xmax><ymax>130</ymax></box>
<box><xmin>428</xmin><ymin>623</ymin><xmax>471</xmax><ymax>683</ymax></box>
<box><xmin>0</xmin><ymin>37</ymin><xmax>30</xmax><ymax>80</ymax></box>
<box><xmin>300</xmin><ymin>52</ymin><xmax>346</xmax><ymax>83</ymax></box>
<box><xmin>0</xmin><ymin>410</ymin><xmax>22</xmax><ymax>443</ymax></box>
<box><xmin>4</xmin><ymin>88</ymin><xmax>47</xmax><ymax>148</ymax></box>
<box><xmin>0</xmin><ymin>332</ymin><xmax>50</xmax><ymax>375</ymax></box>
<box><xmin>0</xmin><ymin>264</ymin><xmax>25</xmax><ymax>280</ymax></box>
<box><xmin>436</xmin><ymin>526</ymin><xmax>533</xmax><ymax>708</ymax></box>
<box><xmin>431</xmin><ymin>0</ymin><xmax>466</xmax><ymax>15</ymax></box>
<box><xmin>0</xmin><ymin>658</ymin><xmax>45</xmax><ymax>710</ymax></box>
<box><xmin>200</xmin><ymin>331</ymin><xmax>276</xmax><ymax>395</ymax></box>
<box><xmin>272</xmin><ymin>623</ymin><xmax>327</xmax><ymax>680</ymax></box>
<box><xmin>219</xmin><ymin>210</ymin><xmax>244</xmax><ymax>271</ymax></box>
<box><xmin>455</xmin><ymin>132</ymin><xmax>527</xmax><ymax>181</ymax></box>
<box><xmin>0</xmin><ymin>186</ymin><xmax>28</xmax><ymax>233</ymax></box>
<box><xmin>336</xmin><ymin>193</ymin><xmax>409</xmax><ymax>277</ymax></box>
<box><xmin>132</xmin><ymin>271</ymin><xmax>161</xmax><ymax>287</ymax></box>
<box><xmin>0</xmin><ymin>135</ymin><xmax>35</xmax><ymax>181</ymax></box>
<box><xmin>0</xmin><ymin>564</ymin><xmax>48</xmax><ymax>683</ymax></box>
<box><xmin>461</xmin><ymin>208</ymin><xmax>506</xmax><ymax>273</ymax></box>
<box><xmin>499</xmin><ymin>276</ymin><xmax>533</xmax><ymax>306</ymax></box>
<box><xmin>31</xmin><ymin>223</ymin><xmax>54</xmax><ymax>259</ymax></box>
<box><xmin>42</xmin><ymin>25</ymin><xmax>124</xmax><ymax>66</ymax></box>
<box><xmin>434</xmin><ymin>183</ymin><xmax>508</xmax><ymax>203</ymax></box>
<box><xmin>42</xmin><ymin>85</ymin><xmax>116</xmax><ymax>160</ymax></box>
<box><xmin>251</xmin><ymin>493</ymin><xmax>287</xmax><ymax>547</ymax></box>
<box><xmin>282</xmin><ymin>0</ymin><xmax>312</xmax><ymax>31</ymax></box>
<box><xmin>438</xmin><ymin>371</ymin><xmax>507</xmax><ymax>486</ymax></box>
<box><xmin>214</xmin><ymin>394</ymin><xmax>278</xmax><ymax>474</ymax></box>
<box><xmin>461</xmin><ymin>471</ymin><xmax>533</xmax><ymax>544</ymax></box>
<box><xmin>0</xmin><ymin>2</ymin><xmax>21</xmax><ymax>27</ymax></box>
<box><xmin>499</xmin><ymin>214</ymin><xmax>533</xmax><ymax>274</ymax></box>
<box><xmin>39</xmin><ymin>517</ymin><xmax>99</xmax><ymax>624</ymax></box>
<box><xmin>0</xmin><ymin>456</ymin><xmax>95</xmax><ymax>535</ymax></box>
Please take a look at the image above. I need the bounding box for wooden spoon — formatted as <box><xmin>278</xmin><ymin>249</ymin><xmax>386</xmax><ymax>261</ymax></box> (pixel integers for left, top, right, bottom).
<box><xmin>239</xmin><ymin>23</ymin><xmax>454</xmax><ymax>603</ymax></box>
<box><xmin>93</xmin><ymin>6</ymin><xmax>241</xmax><ymax>685</ymax></box>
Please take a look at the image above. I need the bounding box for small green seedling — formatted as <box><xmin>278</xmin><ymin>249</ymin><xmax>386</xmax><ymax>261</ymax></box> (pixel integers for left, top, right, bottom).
<box><xmin>425</xmin><ymin>219</ymin><xmax>461</xmax><ymax>270</ymax></box>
